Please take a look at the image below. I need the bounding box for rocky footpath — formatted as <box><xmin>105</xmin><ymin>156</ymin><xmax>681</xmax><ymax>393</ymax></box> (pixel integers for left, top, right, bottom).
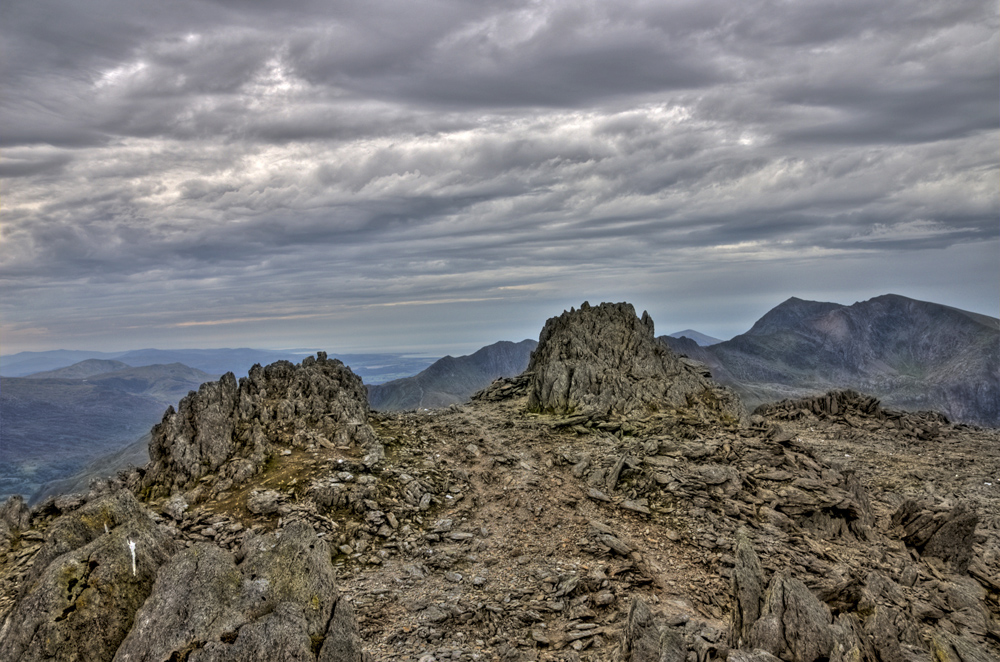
<box><xmin>0</xmin><ymin>303</ymin><xmax>997</xmax><ymax>661</ymax></box>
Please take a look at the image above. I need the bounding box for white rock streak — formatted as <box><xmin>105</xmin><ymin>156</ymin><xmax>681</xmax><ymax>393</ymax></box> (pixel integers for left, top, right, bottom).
<box><xmin>127</xmin><ymin>539</ymin><xmax>137</xmax><ymax>577</ymax></box>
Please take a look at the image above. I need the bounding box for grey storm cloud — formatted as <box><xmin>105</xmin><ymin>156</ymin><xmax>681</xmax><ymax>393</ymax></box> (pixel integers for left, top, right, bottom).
<box><xmin>1</xmin><ymin>0</ymin><xmax>997</xmax><ymax>353</ymax></box>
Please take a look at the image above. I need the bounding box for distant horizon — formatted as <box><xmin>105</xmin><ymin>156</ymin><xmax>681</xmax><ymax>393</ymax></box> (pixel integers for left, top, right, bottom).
<box><xmin>4</xmin><ymin>291</ymin><xmax>997</xmax><ymax>359</ymax></box>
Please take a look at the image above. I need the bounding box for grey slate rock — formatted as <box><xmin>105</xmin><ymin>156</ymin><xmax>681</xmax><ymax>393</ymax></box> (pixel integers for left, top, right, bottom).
<box><xmin>730</xmin><ymin>529</ymin><xmax>765</xmax><ymax>648</ymax></box>
<box><xmin>892</xmin><ymin>500</ymin><xmax>978</xmax><ymax>573</ymax></box>
<box><xmin>748</xmin><ymin>570</ymin><xmax>835</xmax><ymax>662</ymax></box>
<box><xmin>620</xmin><ymin>597</ymin><xmax>686</xmax><ymax>662</ymax></box>
<box><xmin>525</xmin><ymin>302</ymin><xmax>746</xmax><ymax>422</ymax></box>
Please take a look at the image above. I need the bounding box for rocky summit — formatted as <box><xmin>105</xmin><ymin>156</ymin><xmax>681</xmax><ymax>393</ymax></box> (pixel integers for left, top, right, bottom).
<box><xmin>0</xmin><ymin>303</ymin><xmax>998</xmax><ymax>662</ymax></box>
<box><xmin>526</xmin><ymin>302</ymin><xmax>745</xmax><ymax>424</ymax></box>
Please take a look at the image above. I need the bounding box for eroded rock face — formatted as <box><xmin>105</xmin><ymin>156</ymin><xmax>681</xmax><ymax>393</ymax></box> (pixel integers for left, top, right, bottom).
<box><xmin>0</xmin><ymin>496</ymin><xmax>31</xmax><ymax>550</ymax></box>
<box><xmin>525</xmin><ymin>302</ymin><xmax>746</xmax><ymax>422</ymax></box>
<box><xmin>142</xmin><ymin>353</ymin><xmax>376</xmax><ymax>497</ymax></box>
<box><xmin>0</xmin><ymin>491</ymin><xmax>177</xmax><ymax>662</ymax></box>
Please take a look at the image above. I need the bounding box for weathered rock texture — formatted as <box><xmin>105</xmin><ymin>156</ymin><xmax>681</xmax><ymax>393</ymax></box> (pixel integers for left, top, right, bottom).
<box><xmin>113</xmin><ymin>522</ymin><xmax>365</xmax><ymax>662</ymax></box>
<box><xmin>1</xmin><ymin>305</ymin><xmax>998</xmax><ymax>662</ymax></box>
<box><xmin>891</xmin><ymin>499</ymin><xmax>978</xmax><ymax>573</ymax></box>
<box><xmin>0</xmin><ymin>491</ymin><xmax>177</xmax><ymax>662</ymax></box>
<box><xmin>142</xmin><ymin>352</ymin><xmax>375</xmax><ymax>497</ymax></box>
<box><xmin>526</xmin><ymin>302</ymin><xmax>746</xmax><ymax>422</ymax></box>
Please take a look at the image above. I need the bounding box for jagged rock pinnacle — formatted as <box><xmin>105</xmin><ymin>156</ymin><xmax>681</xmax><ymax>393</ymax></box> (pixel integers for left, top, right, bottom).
<box><xmin>141</xmin><ymin>352</ymin><xmax>376</xmax><ymax>499</ymax></box>
<box><xmin>525</xmin><ymin>301</ymin><xmax>746</xmax><ymax>422</ymax></box>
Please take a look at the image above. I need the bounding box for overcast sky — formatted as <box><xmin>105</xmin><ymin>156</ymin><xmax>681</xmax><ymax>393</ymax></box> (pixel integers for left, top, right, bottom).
<box><xmin>2</xmin><ymin>0</ymin><xmax>997</xmax><ymax>356</ymax></box>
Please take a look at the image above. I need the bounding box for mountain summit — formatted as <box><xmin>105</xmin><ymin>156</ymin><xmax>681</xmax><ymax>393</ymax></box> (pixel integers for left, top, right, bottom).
<box><xmin>663</xmin><ymin>294</ymin><xmax>999</xmax><ymax>426</ymax></box>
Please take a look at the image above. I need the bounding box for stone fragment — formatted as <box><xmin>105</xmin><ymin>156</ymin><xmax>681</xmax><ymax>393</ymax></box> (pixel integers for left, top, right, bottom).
<box><xmin>620</xmin><ymin>597</ymin><xmax>686</xmax><ymax>662</ymax></box>
<box><xmin>748</xmin><ymin>570</ymin><xmax>835</xmax><ymax>662</ymax></box>
<box><xmin>247</xmin><ymin>489</ymin><xmax>283</xmax><ymax>515</ymax></box>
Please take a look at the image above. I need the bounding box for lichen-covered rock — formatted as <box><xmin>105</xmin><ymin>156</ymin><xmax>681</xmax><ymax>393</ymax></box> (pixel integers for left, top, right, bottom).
<box><xmin>142</xmin><ymin>353</ymin><xmax>375</xmax><ymax>497</ymax></box>
<box><xmin>0</xmin><ymin>495</ymin><xmax>31</xmax><ymax>550</ymax></box>
<box><xmin>113</xmin><ymin>522</ymin><xmax>365</xmax><ymax>662</ymax></box>
<box><xmin>0</xmin><ymin>491</ymin><xmax>177</xmax><ymax>662</ymax></box>
<box><xmin>525</xmin><ymin>302</ymin><xmax>746</xmax><ymax>421</ymax></box>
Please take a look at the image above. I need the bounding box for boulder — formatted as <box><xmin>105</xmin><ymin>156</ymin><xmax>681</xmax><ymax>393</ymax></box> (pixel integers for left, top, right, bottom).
<box><xmin>0</xmin><ymin>491</ymin><xmax>177</xmax><ymax>662</ymax></box>
<box><xmin>113</xmin><ymin>521</ymin><xmax>366</xmax><ymax>662</ymax></box>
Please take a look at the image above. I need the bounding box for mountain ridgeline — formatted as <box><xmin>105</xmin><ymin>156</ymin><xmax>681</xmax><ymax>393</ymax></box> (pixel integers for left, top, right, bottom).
<box><xmin>662</xmin><ymin>294</ymin><xmax>999</xmax><ymax>427</ymax></box>
<box><xmin>367</xmin><ymin>339</ymin><xmax>537</xmax><ymax>411</ymax></box>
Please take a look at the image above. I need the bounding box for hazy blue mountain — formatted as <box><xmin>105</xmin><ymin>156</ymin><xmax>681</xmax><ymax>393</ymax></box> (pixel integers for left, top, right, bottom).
<box><xmin>668</xmin><ymin>329</ymin><xmax>723</xmax><ymax>346</ymax></box>
<box><xmin>662</xmin><ymin>294</ymin><xmax>999</xmax><ymax>426</ymax></box>
<box><xmin>0</xmin><ymin>362</ymin><xmax>219</xmax><ymax>502</ymax></box>
<box><xmin>0</xmin><ymin>377</ymin><xmax>168</xmax><ymax>502</ymax></box>
<box><xmin>0</xmin><ymin>350</ymin><xmax>121</xmax><ymax>376</ymax></box>
<box><xmin>368</xmin><ymin>340</ymin><xmax>537</xmax><ymax>411</ymax></box>
<box><xmin>2</xmin><ymin>348</ymin><xmax>436</xmax><ymax>384</ymax></box>
<box><xmin>26</xmin><ymin>359</ymin><xmax>133</xmax><ymax>380</ymax></box>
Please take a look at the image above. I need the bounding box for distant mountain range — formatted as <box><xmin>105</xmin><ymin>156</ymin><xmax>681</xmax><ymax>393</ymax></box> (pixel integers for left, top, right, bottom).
<box><xmin>0</xmin><ymin>348</ymin><xmax>437</xmax><ymax>384</ymax></box>
<box><xmin>0</xmin><ymin>362</ymin><xmax>218</xmax><ymax>502</ymax></box>
<box><xmin>3</xmin><ymin>293</ymin><xmax>997</xmax><ymax>504</ymax></box>
<box><xmin>668</xmin><ymin>329</ymin><xmax>722</xmax><ymax>346</ymax></box>
<box><xmin>660</xmin><ymin>294</ymin><xmax>999</xmax><ymax>427</ymax></box>
<box><xmin>368</xmin><ymin>340</ymin><xmax>537</xmax><ymax>411</ymax></box>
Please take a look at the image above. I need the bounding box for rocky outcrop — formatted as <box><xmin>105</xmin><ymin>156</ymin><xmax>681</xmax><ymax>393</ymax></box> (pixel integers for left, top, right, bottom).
<box><xmin>142</xmin><ymin>353</ymin><xmax>375</xmax><ymax>498</ymax></box>
<box><xmin>525</xmin><ymin>302</ymin><xmax>746</xmax><ymax>422</ymax></box>
<box><xmin>0</xmin><ymin>491</ymin><xmax>177</xmax><ymax>661</ymax></box>
<box><xmin>113</xmin><ymin>522</ymin><xmax>365</xmax><ymax>662</ymax></box>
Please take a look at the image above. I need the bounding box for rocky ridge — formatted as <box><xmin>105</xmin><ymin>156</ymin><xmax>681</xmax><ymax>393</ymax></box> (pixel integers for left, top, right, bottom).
<box><xmin>0</xmin><ymin>303</ymin><xmax>997</xmax><ymax>661</ymax></box>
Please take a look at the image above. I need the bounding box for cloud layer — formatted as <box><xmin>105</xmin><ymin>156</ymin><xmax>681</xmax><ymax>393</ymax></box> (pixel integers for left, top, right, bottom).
<box><xmin>2</xmin><ymin>0</ymin><xmax>997</xmax><ymax>353</ymax></box>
